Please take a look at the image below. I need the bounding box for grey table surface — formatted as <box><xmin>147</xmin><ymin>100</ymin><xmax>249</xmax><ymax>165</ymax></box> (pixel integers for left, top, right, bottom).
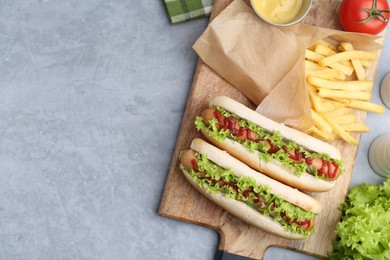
<box><xmin>0</xmin><ymin>1</ymin><xmax>389</xmax><ymax>260</ymax></box>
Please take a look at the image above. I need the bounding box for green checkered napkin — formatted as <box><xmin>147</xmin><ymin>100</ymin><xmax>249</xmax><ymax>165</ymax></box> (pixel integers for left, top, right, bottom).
<box><xmin>164</xmin><ymin>0</ymin><xmax>214</xmax><ymax>24</ymax></box>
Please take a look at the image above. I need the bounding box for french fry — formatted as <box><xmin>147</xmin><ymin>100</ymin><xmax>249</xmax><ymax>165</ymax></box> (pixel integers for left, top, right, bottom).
<box><xmin>321</xmin><ymin>99</ymin><xmax>346</xmax><ymax>112</ymax></box>
<box><xmin>305</xmin><ymin>60</ymin><xmax>322</xmax><ymax>70</ymax></box>
<box><xmin>315</xmin><ymin>44</ymin><xmax>337</xmax><ymax>56</ymax></box>
<box><xmin>360</xmin><ymin>59</ymin><xmax>373</xmax><ymax>68</ymax></box>
<box><xmin>340</xmin><ymin>123</ymin><xmax>370</xmax><ymax>133</ymax></box>
<box><xmin>333</xmin><ymin>114</ymin><xmax>357</xmax><ymax>125</ymax></box>
<box><xmin>307</xmin><ymin>76</ymin><xmax>374</xmax><ymax>91</ymax></box>
<box><xmin>305</xmin><ymin>125</ymin><xmax>315</xmax><ymax>134</ymax></box>
<box><xmin>319</xmin><ymin>50</ymin><xmax>377</xmax><ymax>67</ymax></box>
<box><xmin>310</xmin><ymin>40</ymin><xmax>337</xmax><ymax>51</ymax></box>
<box><xmin>328</xmin><ymin>97</ymin><xmax>351</xmax><ymax>104</ymax></box>
<box><xmin>352</xmin><ymin>58</ymin><xmax>367</xmax><ymax>80</ymax></box>
<box><xmin>305</xmin><ymin>68</ymin><xmax>346</xmax><ymax>80</ymax></box>
<box><xmin>316</xmin><ymin>88</ymin><xmax>372</xmax><ymax>101</ymax></box>
<box><xmin>311</xmin><ymin>109</ymin><xmax>333</xmax><ymax>134</ymax></box>
<box><xmin>326</xmin><ymin>107</ymin><xmax>353</xmax><ymax>117</ymax></box>
<box><xmin>305</xmin><ymin>69</ymin><xmax>334</xmax><ymax>79</ymax></box>
<box><xmin>307</xmin><ymin>84</ymin><xmax>325</xmax><ymax>112</ymax></box>
<box><xmin>308</xmin><ymin>125</ymin><xmax>334</xmax><ymax>142</ymax></box>
<box><xmin>322</xmin><ymin>114</ymin><xmax>358</xmax><ymax>144</ymax></box>
<box><xmin>333</xmin><ymin>71</ymin><xmax>347</xmax><ymax>81</ymax></box>
<box><xmin>346</xmin><ymin>100</ymin><xmax>385</xmax><ymax>114</ymax></box>
<box><xmin>315</xmin><ymin>44</ymin><xmax>352</xmax><ymax>67</ymax></box>
<box><xmin>327</xmin><ymin>62</ymin><xmax>354</xmax><ymax>76</ymax></box>
<box><xmin>305</xmin><ymin>49</ymin><xmax>325</xmax><ymax>62</ymax></box>
<box><xmin>339</xmin><ymin>42</ymin><xmax>366</xmax><ymax>80</ymax></box>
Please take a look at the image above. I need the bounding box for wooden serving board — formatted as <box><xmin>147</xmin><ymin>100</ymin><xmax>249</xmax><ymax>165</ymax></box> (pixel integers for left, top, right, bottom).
<box><xmin>159</xmin><ymin>0</ymin><xmax>383</xmax><ymax>259</ymax></box>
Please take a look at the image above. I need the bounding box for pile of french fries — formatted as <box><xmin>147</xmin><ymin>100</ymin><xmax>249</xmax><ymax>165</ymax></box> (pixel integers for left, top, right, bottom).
<box><xmin>305</xmin><ymin>40</ymin><xmax>385</xmax><ymax>145</ymax></box>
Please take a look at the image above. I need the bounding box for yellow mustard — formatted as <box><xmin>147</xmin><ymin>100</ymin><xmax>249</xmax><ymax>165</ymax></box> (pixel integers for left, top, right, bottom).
<box><xmin>252</xmin><ymin>0</ymin><xmax>303</xmax><ymax>24</ymax></box>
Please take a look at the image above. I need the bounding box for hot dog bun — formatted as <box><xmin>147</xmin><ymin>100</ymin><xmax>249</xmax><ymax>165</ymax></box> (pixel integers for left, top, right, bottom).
<box><xmin>198</xmin><ymin>96</ymin><xmax>342</xmax><ymax>192</ymax></box>
<box><xmin>210</xmin><ymin>96</ymin><xmax>341</xmax><ymax>159</ymax></box>
<box><xmin>180</xmin><ymin>138</ymin><xmax>321</xmax><ymax>240</ymax></box>
<box><xmin>202</xmin><ymin>130</ymin><xmax>335</xmax><ymax>192</ymax></box>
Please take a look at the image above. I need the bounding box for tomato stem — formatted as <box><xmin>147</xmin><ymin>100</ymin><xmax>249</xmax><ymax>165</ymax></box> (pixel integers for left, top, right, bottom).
<box><xmin>358</xmin><ymin>0</ymin><xmax>390</xmax><ymax>24</ymax></box>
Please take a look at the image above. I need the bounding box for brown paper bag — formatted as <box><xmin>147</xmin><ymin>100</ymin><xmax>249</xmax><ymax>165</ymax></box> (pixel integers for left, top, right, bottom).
<box><xmin>193</xmin><ymin>0</ymin><xmax>382</xmax><ymax>130</ymax></box>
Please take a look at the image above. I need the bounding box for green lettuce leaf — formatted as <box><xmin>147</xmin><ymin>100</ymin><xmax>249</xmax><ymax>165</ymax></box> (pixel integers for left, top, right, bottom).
<box><xmin>329</xmin><ymin>178</ymin><xmax>390</xmax><ymax>260</ymax></box>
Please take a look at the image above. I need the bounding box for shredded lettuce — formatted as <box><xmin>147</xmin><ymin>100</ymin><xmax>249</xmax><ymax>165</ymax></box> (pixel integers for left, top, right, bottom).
<box><xmin>180</xmin><ymin>152</ymin><xmax>316</xmax><ymax>236</ymax></box>
<box><xmin>195</xmin><ymin>106</ymin><xmax>344</xmax><ymax>179</ymax></box>
<box><xmin>329</xmin><ymin>178</ymin><xmax>390</xmax><ymax>260</ymax></box>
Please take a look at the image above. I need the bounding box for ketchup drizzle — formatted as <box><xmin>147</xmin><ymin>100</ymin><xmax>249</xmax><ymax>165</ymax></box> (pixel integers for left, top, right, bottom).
<box><xmin>329</xmin><ymin>161</ymin><xmax>339</xmax><ymax>180</ymax></box>
<box><xmin>319</xmin><ymin>160</ymin><xmax>329</xmax><ymax>176</ymax></box>
<box><xmin>294</xmin><ymin>219</ymin><xmax>312</xmax><ymax>228</ymax></box>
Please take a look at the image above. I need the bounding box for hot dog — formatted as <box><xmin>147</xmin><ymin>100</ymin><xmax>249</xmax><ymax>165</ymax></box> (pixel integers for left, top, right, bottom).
<box><xmin>195</xmin><ymin>96</ymin><xmax>343</xmax><ymax>192</ymax></box>
<box><xmin>179</xmin><ymin>138</ymin><xmax>321</xmax><ymax>239</ymax></box>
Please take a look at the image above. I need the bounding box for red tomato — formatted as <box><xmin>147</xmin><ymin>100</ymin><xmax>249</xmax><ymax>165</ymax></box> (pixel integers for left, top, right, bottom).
<box><xmin>339</xmin><ymin>0</ymin><xmax>390</xmax><ymax>34</ymax></box>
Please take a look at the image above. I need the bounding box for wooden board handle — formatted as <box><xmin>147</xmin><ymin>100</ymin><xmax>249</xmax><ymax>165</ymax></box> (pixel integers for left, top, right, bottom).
<box><xmin>215</xmin><ymin>249</ymin><xmax>257</xmax><ymax>260</ymax></box>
